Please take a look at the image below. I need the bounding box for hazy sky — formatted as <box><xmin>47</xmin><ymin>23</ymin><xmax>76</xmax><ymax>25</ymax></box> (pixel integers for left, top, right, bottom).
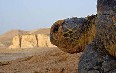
<box><xmin>0</xmin><ymin>0</ymin><xmax>97</xmax><ymax>34</ymax></box>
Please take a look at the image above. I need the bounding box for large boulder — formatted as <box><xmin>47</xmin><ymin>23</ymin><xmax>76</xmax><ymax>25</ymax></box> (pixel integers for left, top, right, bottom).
<box><xmin>96</xmin><ymin>0</ymin><xmax>116</xmax><ymax>57</ymax></box>
<box><xmin>78</xmin><ymin>0</ymin><xmax>116</xmax><ymax>73</ymax></box>
<box><xmin>50</xmin><ymin>15</ymin><xmax>96</xmax><ymax>53</ymax></box>
<box><xmin>78</xmin><ymin>42</ymin><xmax>116</xmax><ymax>73</ymax></box>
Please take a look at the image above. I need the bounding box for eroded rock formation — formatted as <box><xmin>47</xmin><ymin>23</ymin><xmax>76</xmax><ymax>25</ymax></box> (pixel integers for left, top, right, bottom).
<box><xmin>9</xmin><ymin>34</ymin><xmax>55</xmax><ymax>49</ymax></box>
<box><xmin>0</xmin><ymin>42</ymin><xmax>5</xmax><ymax>48</ymax></box>
<box><xmin>9</xmin><ymin>35</ymin><xmax>21</xmax><ymax>48</ymax></box>
<box><xmin>96</xmin><ymin>0</ymin><xmax>116</xmax><ymax>57</ymax></box>
<box><xmin>21</xmin><ymin>34</ymin><xmax>38</xmax><ymax>48</ymax></box>
<box><xmin>50</xmin><ymin>0</ymin><xmax>116</xmax><ymax>73</ymax></box>
<box><xmin>37</xmin><ymin>34</ymin><xmax>55</xmax><ymax>47</ymax></box>
<box><xmin>78</xmin><ymin>0</ymin><xmax>116</xmax><ymax>73</ymax></box>
<box><xmin>50</xmin><ymin>15</ymin><xmax>96</xmax><ymax>53</ymax></box>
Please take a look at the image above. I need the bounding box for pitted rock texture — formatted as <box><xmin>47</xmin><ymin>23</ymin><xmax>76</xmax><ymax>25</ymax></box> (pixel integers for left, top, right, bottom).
<box><xmin>97</xmin><ymin>0</ymin><xmax>116</xmax><ymax>57</ymax></box>
<box><xmin>78</xmin><ymin>0</ymin><xmax>116</xmax><ymax>73</ymax></box>
<box><xmin>50</xmin><ymin>15</ymin><xmax>96</xmax><ymax>53</ymax></box>
<box><xmin>78</xmin><ymin>42</ymin><xmax>116</xmax><ymax>73</ymax></box>
<box><xmin>0</xmin><ymin>42</ymin><xmax>5</xmax><ymax>48</ymax></box>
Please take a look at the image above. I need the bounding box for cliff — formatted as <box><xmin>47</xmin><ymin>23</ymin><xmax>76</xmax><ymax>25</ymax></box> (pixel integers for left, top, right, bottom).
<box><xmin>37</xmin><ymin>34</ymin><xmax>55</xmax><ymax>47</ymax></box>
<box><xmin>9</xmin><ymin>35</ymin><xmax>21</xmax><ymax>48</ymax></box>
<box><xmin>0</xmin><ymin>28</ymin><xmax>50</xmax><ymax>48</ymax></box>
<box><xmin>9</xmin><ymin>34</ymin><xmax>55</xmax><ymax>49</ymax></box>
<box><xmin>0</xmin><ymin>30</ymin><xmax>29</xmax><ymax>47</ymax></box>
<box><xmin>21</xmin><ymin>34</ymin><xmax>38</xmax><ymax>48</ymax></box>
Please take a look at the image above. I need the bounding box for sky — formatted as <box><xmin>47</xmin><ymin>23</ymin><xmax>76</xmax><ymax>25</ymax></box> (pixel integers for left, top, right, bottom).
<box><xmin>0</xmin><ymin>0</ymin><xmax>97</xmax><ymax>34</ymax></box>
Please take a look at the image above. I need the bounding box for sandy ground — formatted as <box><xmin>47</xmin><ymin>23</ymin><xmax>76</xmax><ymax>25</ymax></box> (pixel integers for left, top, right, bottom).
<box><xmin>0</xmin><ymin>47</ymin><xmax>82</xmax><ymax>73</ymax></box>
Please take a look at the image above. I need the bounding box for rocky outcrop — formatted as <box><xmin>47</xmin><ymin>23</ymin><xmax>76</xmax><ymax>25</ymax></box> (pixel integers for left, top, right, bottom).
<box><xmin>78</xmin><ymin>42</ymin><xmax>116</xmax><ymax>73</ymax></box>
<box><xmin>0</xmin><ymin>42</ymin><xmax>5</xmax><ymax>48</ymax></box>
<box><xmin>96</xmin><ymin>0</ymin><xmax>116</xmax><ymax>57</ymax></box>
<box><xmin>21</xmin><ymin>35</ymin><xmax>38</xmax><ymax>48</ymax></box>
<box><xmin>50</xmin><ymin>0</ymin><xmax>116</xmax><ymax>73</ymax></box>
<box><xmin>9</xmin><ymin>34</ymin><xmax>55</xmax><ymax>49</ymax></box>
<box><xmin>50</xmin><ymin>15</ymin><xmax>96</xmax><ymax>53</ymax></box>
<box><xmin>37</xmin><ymin>34</ymin><xmax>55</xmax><ymax>47</ymax></box>
<box><xmin>9</xmin><ymin>35</ymin><xmax>21</xmax><ymax>48</ymax></box>
<box><xmin>78</xmin><ymin>0</ymin><xmax>116</xmax><ymax>73</ymax></box>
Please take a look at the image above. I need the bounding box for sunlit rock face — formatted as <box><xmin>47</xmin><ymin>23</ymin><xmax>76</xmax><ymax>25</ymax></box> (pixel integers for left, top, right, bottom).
<box><xmin>9</xmin><ymin>35</ymin><xmax>21</xmax><ymax>49</ymax></box>
<box><xmin>50</xmin><ymin>15</ymin><xmax>96</xmax><ymax>53</ymax></box>
<box><xmin>9</xmin><ymin>34</ymin><xmax>55</xmax><ymax>49</ymax></box>
<box><xmin>21</xmin><ymin>34</ymin><xmax>38</xmax><ymax>48</ymax></box>
<box><xmin>37</xmin><ymin>34</ymin><xmax>56</xmax><ymax>47</ymax></box>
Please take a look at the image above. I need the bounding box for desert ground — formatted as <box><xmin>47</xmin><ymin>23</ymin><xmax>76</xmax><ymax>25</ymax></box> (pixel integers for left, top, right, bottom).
<box><xmin>0</xmin><ymin>28</ymin><xmax>82</xmax><ymax>73</ymax></box>
<box><xmin>0</xmin><ymin>47</ymin><xmax>82</xmax><ymax>73</ymax></box>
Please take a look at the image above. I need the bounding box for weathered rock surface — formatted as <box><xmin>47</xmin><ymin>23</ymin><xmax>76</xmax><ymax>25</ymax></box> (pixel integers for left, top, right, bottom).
<box><xmin>21</xmin><ymin>34</ymin><xmax>38</xmax><ymax>48</ymax></box>
<box><xmin>50</xmin><ymin>0</ymin><xmax>116</xmax><ymax>73</ymax></box>
<box><xmin>78</xmin><ymin>0</ymin><xmax>116</xmax><ymax>73</ymax></box>
<box><xmin>50</xmin><ymin>15</ymin><xmax>96</xmax><ymax>53</ymax></box>
<box><xmin>0</xmin><ymin>42</ymin><xmax>5</xmax><ymax>48</ymax></box>
<box><xmin>78</xmin><ymin>41</ymin><xmax>116</xmax><ymax>73</ymax></box>
<box><xmin>96</xmin><ymin>0</ymin><xmax>116</xmax><ymax>57</ymax></box>
<box><xmin>38</xmin><ymin>34</ymin><xmax>55</xmax><ymax>47</ymax></box>
<box><xmin>9</xmin><ymin>34</ymin><xmax>55</xmax><ymax>49</ymax></box>
<box><xmin>9</xmin><ymin>35</ymin><xmax>21</xmax><ymax>48</ymax></box>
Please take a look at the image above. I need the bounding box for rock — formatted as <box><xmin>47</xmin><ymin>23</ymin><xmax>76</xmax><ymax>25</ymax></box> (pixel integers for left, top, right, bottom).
<box><xmin>0</xmin><ymin>42</ymin><xmax>5</xmax><ymax>48</ymax></box>
<box><xmin>9</xmin><ymin>34</ymin><xmax>55</xmax><ymax>49</ymax></box>
<box><xmin>50</xmin><ymin>15</ymin><xmax>96</xmax><ymax>53</ymax></box>
<box><xmin>37</xmin><ymin>34</ymin><xmax>55</xmax><ymax>47</ymax></box>
<box><xmin>9</xmin><ymin>35</ymin><xmax>21</xmax><ymax>49</ymax></box>
<box><xmin>78</xmin><ymin>42</ymin><xmax>116</xmax><ymax>73</ymax></box>
<box><xmin>78</xmin><ymin>0</ymin><xmax>116</xmax><ymax>73</ymax></box>
<box><xmin>97</xmin><ymin>0</ymin><xmax>116</xmax><ymax>57</ymax></box>
<box><xmin>21</xmin><ymin>34</ymin><xmax>38</xmax><ymax>48</ymax></box>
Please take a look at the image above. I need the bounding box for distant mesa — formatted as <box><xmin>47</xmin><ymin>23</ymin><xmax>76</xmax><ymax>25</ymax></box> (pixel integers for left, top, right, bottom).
<box><xmin>0</xmin><ymin>28</ymin><xmax>55</xmax><ymax>49</ymax></box>
<box><xmin>9</xmin><ymin>34</ymin><xmax>55</xmax><ymax>49</ymax></box>
<box><xmin>0</xmin><ymin>29</ymin><xmax>29</xmax><ymax>47</ymax></box>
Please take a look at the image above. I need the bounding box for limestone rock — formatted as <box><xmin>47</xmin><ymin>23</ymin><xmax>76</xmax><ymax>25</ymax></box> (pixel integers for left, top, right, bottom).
<box><xmin>50</xmin><ymin>15</ymin><xmax>96</xmax><ymax>53</ymax></box>
<box><xmin>37</xmin><ymin>34</ymin><xmax>55</xmax><ymax>47</ymax></box>
<box><xmin>9</xmin><ymin>35</ymin><xmax>21</xmax><ymax>49</ymax></box>
<box><xmin>21</xmin><ymin>34</ymin><xmax>38</xmax><ymax>48</ymax></box>
<box><xmin>9</xmin><ymin>34</ymin><xmax>55</xmax><ymax>49</ymax></box>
